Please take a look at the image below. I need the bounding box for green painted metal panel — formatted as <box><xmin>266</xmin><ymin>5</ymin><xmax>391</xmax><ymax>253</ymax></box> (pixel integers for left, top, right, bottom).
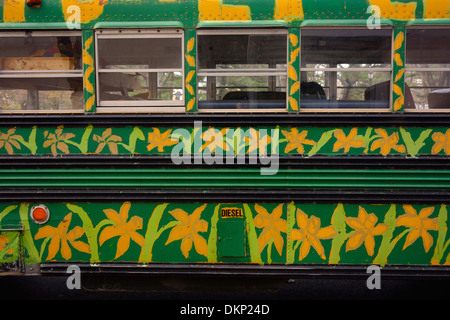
<box><xmin>218</xmin><ymin>219</ymin><xmax>246</xmax><ymax>258</ymax></box>
<box><xmin>0</xmin><ymin>231</ymin><xmax>20</xmax><ymax>263</ymax></box>
<box><xmin>0</xmin><ymin>125</ymin><xmax>447</xmax><ymax>157</ymax></box>
<box><xmin>0</xmin><ymin>168</ymin><xmax>448</xmax><ymax>189</ymax></box>
<box><xmin>1</xmin><ymin>202</ymin><xmax>449</xmax><ymax>268</ymax></box>
<box><xmin>1</xmin><ymin>0</ymin><xmax>448</xmax><ymax>29</ymax></box>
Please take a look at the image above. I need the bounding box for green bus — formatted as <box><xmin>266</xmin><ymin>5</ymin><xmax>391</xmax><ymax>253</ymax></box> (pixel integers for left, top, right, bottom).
<box><xmin>0</xmin><ymin>0</ymin><xmax>449</xmax><ymax>289</ymax></box>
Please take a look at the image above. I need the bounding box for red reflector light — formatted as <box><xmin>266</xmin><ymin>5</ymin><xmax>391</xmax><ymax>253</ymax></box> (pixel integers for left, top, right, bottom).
<box><xmin>30</xmin><ymin>205</ymin><xmax>50</xmax><ymax>224</ymax></box>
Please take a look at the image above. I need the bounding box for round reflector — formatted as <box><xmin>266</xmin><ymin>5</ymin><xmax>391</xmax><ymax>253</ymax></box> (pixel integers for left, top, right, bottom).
<box><xmin>30</xmin><ymin>205</ymin><xmax>50</xmax><ymax>224</ymax></box>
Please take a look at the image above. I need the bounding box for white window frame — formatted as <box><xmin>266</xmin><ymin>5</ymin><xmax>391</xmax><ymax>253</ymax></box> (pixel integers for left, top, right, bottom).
<box><xmin>197</xmin><ymin>28</ymin><xmax>289</xmax><ymax>113</ymax></box>
<box><xmin>299</xmin><ymin>27</ymin><xmax>394</xmax><ymax>112</ymax></box>
<box><xmin>95</xmin><ymin>29</ymin><xmax>185</xmax><ymax>113</ymax></box>
<box><xmin>0</xmin><ymin>30</ymin><xmax>83</xmax><ymax>113</ymax></box>
<box><xmin>404</xmin><ymin>26</ymin><xmax>450</xmax><ymax>112</ymax></box>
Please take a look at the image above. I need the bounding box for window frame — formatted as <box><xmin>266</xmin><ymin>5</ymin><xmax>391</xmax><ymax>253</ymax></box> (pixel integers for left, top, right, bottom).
<box><xmin>95</xmin><ymin>28</ymin><xmax>185</xmax><ymax>113</ymax></box>
<box><xmin>299</xmin><ymin>26</ymin><xmax>394</xmax><ymax>112</ymax></box>
<box><xmin>196</xmin><ymin>28</ymin><xmax>289</xmax><ymax>113</ymax></box>
<box><xmin>0</xmin><ymin>30</ymin><xmax>83</xmax><ymax>113</ymax></box>
<box><xmin>404</xmin><ymin>26</ymin><xmax>450</xmax><ymax>112</ymax></box>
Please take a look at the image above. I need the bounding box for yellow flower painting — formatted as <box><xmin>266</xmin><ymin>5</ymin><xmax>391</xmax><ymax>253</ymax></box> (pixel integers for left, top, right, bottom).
<box><xmin>396</xmin><ymin>205</ymin><xmax>439</xmax><ymax>253</ymax></box>
<box><xmin>99</xmin><ymin>202</ymin><xmax>144</xmax><ymax>259</ymax></box>
<box><xmin>370</xmin><ymin>129</ymin><xmax>406</xmax><ymax>155</ymax></box>
<box><xmin>291</xmin><ymin>209</ymin><xmax>336</xmax><ymax>260</ymax></box>
<box><xmin>165</xmin><ymin>204</ymin><xmax>209</xmax><ymax>258</ymax></box>
<box><xmin>35</xmin><ymin>212</ymin><xmax>90</xmax><ymax>260</ymax></box>
<box><xmin>43</xmin><ymin>125</ymin><xmax>76</xmax><ymax>155</ymax></box>
<box><xmin>0</xmin><ymin>128</ymin><xmax>22</xmax><ymax>154</ymax></box>
<box><xmin>147</xmin><ymin>128</ymin><xmax>178</xmax><ymax>152</ymax></box>
<box><xmin>282</xmin><ymin>128</ymin><xmax>315</xmax><ymax>154</ymax></box>
<box><xmin>431</xmin><ymin>129</ymin><xmax>450</xmax><ymax>155</ymax></box>
<box><xmin>345</xmin><ymin>206</ymin><xmax>388</xmax><ymax>256</ymax></box>
<box><xmin>93</xmin><ymin>128</ymin><xmax>123</xmax><ymax>154</ymax></box>
<box><xmin>244</xmin><ymin>128</ymin><xmax>271</xmax><ymax>154</ymax></box>
<box><xmin>201</xmin><ymin>128</ymin><xmax>230</xmax><ymax>153</ymax></box>
<box><xmin>333</xmin><ymin>128</ymin><xmax>365</xmax><ymax>153</ymax></box>
<box><xmin>254</xmin><ymin>204</ymin><xmax>287</xmax><ymax>256</ymax></box>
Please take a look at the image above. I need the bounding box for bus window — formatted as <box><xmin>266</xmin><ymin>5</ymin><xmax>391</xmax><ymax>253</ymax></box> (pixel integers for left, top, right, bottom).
<box><xmin>197</xmin><ymin>29</ymin><xmax>287</xmax><ymax>111</ymax></box>
<box><xmin>0</xmin><ymin>31</ymin><xmax>82</xmax><ymax>112</ymax></box>
<box><xmin>96</xmin><ymin>29</ymin><xmax>184</xmax><ymax>111</ymax></box>
<box><xmin>300</xmin><ymin>28</ymin><xmax>392</xmax><ymax>110</ymax></box>
<box><xmin>405</xmin><ymin>29</ymin><xmax>450</xmax><ymax>110</ymax></box>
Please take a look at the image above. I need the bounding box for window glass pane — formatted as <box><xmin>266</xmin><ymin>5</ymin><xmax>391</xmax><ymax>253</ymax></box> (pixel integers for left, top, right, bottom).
<box><xmin>0</xmin><ymin>35</ymin><xmax>82</xmax><ymax>70</ymax></box>
<box><xmin>0</xmin><ymin>32</ymin><xmax>82</xmax><ymax>111</ymax></box>
<box><xmin>98</xmin><ymin>37</ymin><xmax>182</xmax><ymax>69</ymax></box>
<box><xmin>406</xmin><ymin>29</ymin><xmax>450</xmax><ymax>66</ymax></box>
<box><xmin>300</xmin><ymin>29</ymin><xmax>392</xmax><ymax>109</ymax></box>
<box><xmin>198</xmin><ymin>34</ymin><xmax>286</xmax><ymax>69</ymax></box>
<box><xmin>405</xmin><ymin>29</ymin><xmax>450</xmax><ymax>110</ymax></box>
<box><xmin>99</xmin><ymin>72</ymin><xmax>183</xmax><ymax>102</ymax></box>
<box><xmin>97</xmin><ymin>32</ymin><xmax>184</xmax><ymax>108</ymax></box>
<box><xmin>0</xmin><ymin>77</ymin><xmax>83</xmax><ymax>111</ymax></box>
<box><xmin>198</xmin><ymin>32</ymin><xmax>287</xmax><ymax>110</ymax></box>
<box><xmin>198</xmin><ymin>75</ymin><xmax>286</xmax><ymax>109</ymax></box>
<box><xmin>301</xmin><ymin>29</ymin><xmax>392</xmax><ymax>68</ymax></box>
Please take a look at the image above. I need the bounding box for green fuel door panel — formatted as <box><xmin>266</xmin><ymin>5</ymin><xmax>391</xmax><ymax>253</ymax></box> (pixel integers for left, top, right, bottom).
<box><xmin>218</xmin><ymin>219</ymin><xmax>246</xmax><ymax>259</ymax></box>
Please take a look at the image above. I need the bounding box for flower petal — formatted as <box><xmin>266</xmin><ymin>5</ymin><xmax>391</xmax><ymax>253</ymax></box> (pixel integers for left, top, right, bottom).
<box><xmin>403</xmin><ymin>228</ymin><xmax>420</xmax><ymax>250</ymax></box>
<box><xmin>119</xmin><ymin>202</ymin><xmax>131</xmax><ymax>222</ymax></box>
<box><xmin>60</xmin><ymin>238</ymin><xmax>72</xmax><ymax>260</ymax></box>
<box><xmin>180</xmin><ymin>237</ymin><xmax>193</xmax><ymax>258</ymax></box>
<box><xmin>422</xmin><ymin>231</ymin><xmax>434</xmax><ymax>253</ymax></box>
<box><xmin>71</xmin><ymin>240</ymin><xmax>91</xmax><ymax>254</ymax></box>
<box><xmin>193</xmin><ymin>232</ymin><xmax>208</xmax><ymax>257</ymax></box>
<box><xmin>298</xmin><ymin>239</ymin><xmax>311</xmax><ymax>260</ymax></box>
<box><xmin>99</xmin><ymin>225</ymin><xmax>120</xmax><ymax>246</ymax></box>
<box><xmin>190</xmin><ymin>203</ymin><xmax>207</xmax><ymax>223</ymax></box>
<box><xmin>364</xmin><ymin>235</ymin><xmax>376</xmax><ymax>256</ymax></box>
<box><xmin>165</xmin><ymin>225</ymin><xmax>190</xmax><ymax>244</ymax></box>
<box><xmin>103</xmin><ymin>208</ymin><xmax>122</xmax><ymax>224</ymax></box>
<box><xmin>47</xmin><ymin>235</ymin><xmax>60</xmax><ymax>260</ymax></box>
<box><xmin>290</xmin><ymin>228</ymin><xmax>304</xmax><ymax>241</ymax></box>
<box><xmin>34</xmin><ymin>225</ymin><xmax>57</xmax><ymax>240</ymax></box>
<box><xmin>169</xmin><ymin>208</ymin><xmax>189</xmax><ymax>224</ymax></box>
<box><xmin>115</xmin><ymin>234</ymin><xmax>130</xmax><ymax>259</ymax></box>
<box><xmin>272</xmin><ymin>230</ymin><xmax>284</xmax><ymax>256</ymax></box>
<box><xmin>316</xmin><ymin>226</ymin><xmax>336</xmax><ymax>239</ymax></box>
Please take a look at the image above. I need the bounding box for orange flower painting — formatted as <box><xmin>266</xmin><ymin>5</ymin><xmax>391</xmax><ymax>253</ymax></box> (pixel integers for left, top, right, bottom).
<box><xmin>333</xmin><ymin>128</ymin><xmax>365</xmax><ymax>153</ymax></box>
<box><xmin>254</xmin><ymin>204</ymin><xmax>287</xmax><ymax>256</ymax></box>
<box><xmin>291</xmin><ymin>209</ymin><xmax>336</xmax><ymax>260</ymax></box>
<box><xmin>370</xmin><ymin>129</ymin><xmax>406</xmax><ymax>155</ymax></box>
<box><xmin>396</xmin><ymin>205</ymin><xmax>439</xmax><ymax>253</ymax></box>
<box><xmin>93</xmin><ymin>128</ymin><xmax>123</xmax><ymax>154</ymax></box>
<box><xmin>147</xmin><ymin>128</ymin><xmax>178</xmax><ymax>152</ymax></box>
<box><xmin>43</xmin><ymin>126</ymin><xmax>76</xmax><ymax>155</ymax></box>
<box><xmin>282</xmin><ymin>128</ymin><xmax>315</xmax><ymax>154</ymax></box>
<box><xmin>99</xmin><ymin>202</ymin><xmax>144</xmax><ymax>259</ymax></box>
<box><xmin>0</xmin><ymin>128</ymin><xmax>22</xmax><ymax>154</ymax></box>
<box><xmin>345</xmin><ymin>206</ymin><xmax>388</xmax><ymax>256</ymax></box>
<box><xmin>165</xmin><ymin>204</ymin><xmax>209</xmax><ymax>258</ymax></box>
<box><xmin>35</xmin><ymin>212</ymin><xmax>90</xmax><ymax>260</ymax></box>
<box><xmin>431</xmin><ymin>129</ymin><xmax>450</xmax><ymax>155</ymax></box>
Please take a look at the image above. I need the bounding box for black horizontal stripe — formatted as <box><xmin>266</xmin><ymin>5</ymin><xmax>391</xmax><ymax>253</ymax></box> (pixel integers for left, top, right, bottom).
<box><xmin>0</xmin><ymin>154</ymin><xmax>448</xmax><ymax>170</ymax></box>
<box><xmin>0</xmin><ymin>112</ymin><xmax>449</xmax><ymax>127</ymax></box>
<box><xmin>40</xmin><ymin>262</ymin><xmax>450</xmax><ymax>279</ymax></box>
<box><xmin>1</xmin><ymin>188</ymin><xmax>448</xmax><ymax>204</ymax></box>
